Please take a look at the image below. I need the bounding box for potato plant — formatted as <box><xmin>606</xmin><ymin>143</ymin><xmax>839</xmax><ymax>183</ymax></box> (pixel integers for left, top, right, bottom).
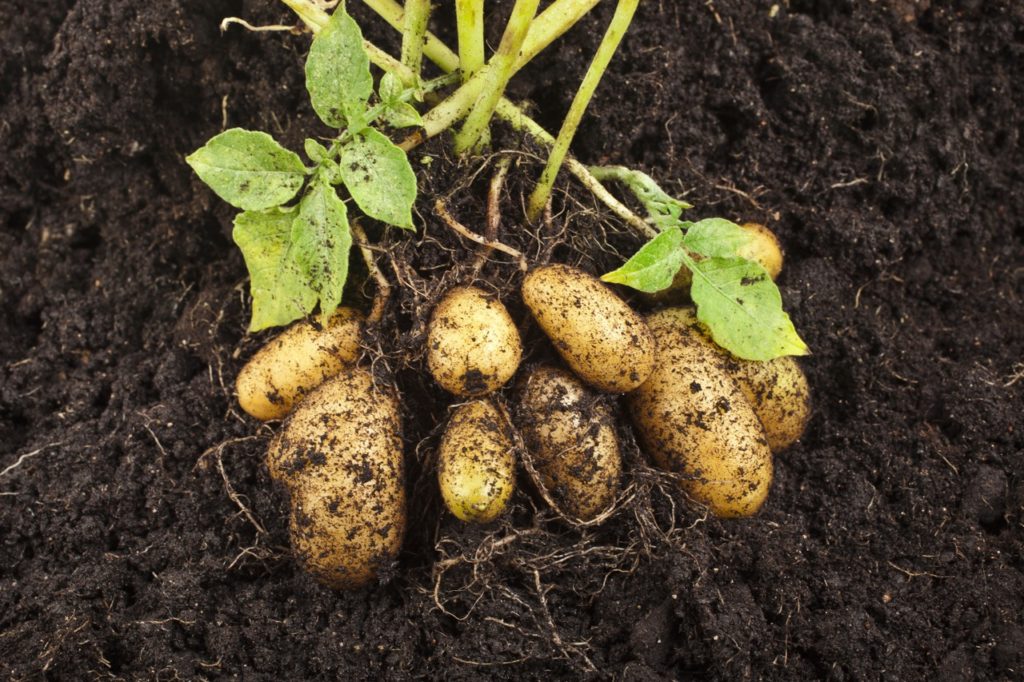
<box><xmin>190</xmin><ymin>0</ymin><xmax>813</xmax><ymax>588</ymax></box>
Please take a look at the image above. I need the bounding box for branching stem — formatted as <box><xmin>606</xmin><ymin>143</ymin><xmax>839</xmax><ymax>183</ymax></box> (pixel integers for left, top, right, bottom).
<box><xmin>454</xmin><ymin>0</ymin><xmax>540</xmax><ymax>154</ymax></box>
<box><xmin>400</xmin><ymin>0</ymin><xmax>431</xmax><ymax>87</ymax></box>
<box><xmin>455</xmin><ymin>0</ymin><xmax>485</xmax><ymax>81</ymax></box>
<box><xmin>526</xmin><ymin>0</ymin><xmax>639</xmax><ymax>222</ymax></box>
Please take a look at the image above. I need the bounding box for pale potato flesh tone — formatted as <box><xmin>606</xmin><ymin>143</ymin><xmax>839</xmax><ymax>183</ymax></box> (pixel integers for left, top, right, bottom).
<box><xmin>236</xmin><ymin>307</ymin><xmax>363</xmax><ymax>421</ymax></box>
<box><xmin>269</xmin><ymin>368</ymin><xmax>404</xmax><ymax>589</ymax></box>
<box><xmin>628</xmin><ymin>309</ymin><xmax>773</xmax><ymax>518</ymax></box>
<box><xmin>521</xmin><ymin>265</ymin><xmax>655</xmax><ymax>393</ymax></box>
<box><xmin>438</xmin><ymin>400</ymin><xmax>515</xmax><ymax>523</ymax></box>
<box><xmin>517</xmin><ymin>366</ymin><xmax>621</xmax><ymax>521</ymax></box>
<box><xmin>649</xmin><ymin>306</ymin><xmax>810</xmax><ymax>452</ymax></box>
<box><xmin>427</xmin><ymin>286</ymin><xmax>523</xmax><ymax>397</ymax></box>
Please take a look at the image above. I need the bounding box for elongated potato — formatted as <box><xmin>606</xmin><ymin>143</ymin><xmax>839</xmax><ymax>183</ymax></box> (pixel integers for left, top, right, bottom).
<box><xmin>427</xmin><ymin>286</ymin><xmax>522</xmax><ymax>397</ymax></box>
<box><xmin>642</xmin><ymin>222</ymin><xmax>784</xmax><ymax>305</ymax></box>
<box><xmin>651</xmin><ymin>307</ymin><xmax>810</xmax><ymax>452</ymax></box>
<box><xmin>237</xmin><ymin>307</ymin><xmax>363</xmax><ymax>421</ymax></box>
<box><xmin>270</xmin><ymin>368</ymin><xmax>404</xmax><ymax>589</ymax></box>
<box><xmin>438</xmin><ymin>400</ymin><xmax>515</xmax><ymax>523</ymax></box>
<box><xmin>522</xmin><ymin>265</ymin><xmax>655</xmax><ymax>393</ymax></box>
<box><xmin>517</xmin><ymin>366</ymin><xmax>621</xmax><ymax>521</ymax></box>
<box><xmin>628</xmin><ymin>309</ymin><xmax>773</xmax><ymax>517</ymax></box>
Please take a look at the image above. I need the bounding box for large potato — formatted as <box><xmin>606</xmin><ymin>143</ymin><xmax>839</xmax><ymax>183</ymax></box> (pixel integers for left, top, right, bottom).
<box><xmin>517</xmin><ymin>366</ymin><xmax>621</xmax><ymax>521</ymax></box>
<box><xmin>522</xmin><ymin>265</ymin><xmax>655</xmax><ymax>393</ymax></box>
<box><xmin>427</xmin><ymin>286</ymin><xmax>522</xmax><ymax>397</ymax></box>
<box><xmin>438</xmin><ymin>399</ymin><xmax>516</xmax><ymax>523</ymax></box>
<box><xmin>237</xmin><ymin>307</ymin><xmax>363</xmax><ymax>421</ymax></box>
<box><xmin>628</xmin><ymin>309</ymin><xmax>773</xmax><ymax>517</ymax></box>
<box><xmin>651</xmin><ymin>307</ymin><xmax>810</xmax><ymax>452</ymax></box>
<box><xmin>270</xmin><ymin>368</ymin><xmax>404</xmax><ymax>589</ymax></box>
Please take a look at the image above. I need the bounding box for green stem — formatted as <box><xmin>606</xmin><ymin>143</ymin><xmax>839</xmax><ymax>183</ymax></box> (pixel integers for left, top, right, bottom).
<box><xmin>526</xmin><ymin>0</ymin><xmax>639</xmax><ymax>222</ymax></box>
<box><xmin>279</xmin><ymin>0</ymin><xmax>651</xmax><ymax>237</ymax></box>
<box><xmin>454</xmin><ymin>0</ymin><xmax>540</xmax><ymax>154</ymax></box>
<box><xmin>400</xmin><ymin>0</ymin><xmax>431</xmax><ymax>87</ymax></box>
<box><xmin>455</xmin><ymin>0</ymin><xmax>485</xmax><ymax>81</ymax></box>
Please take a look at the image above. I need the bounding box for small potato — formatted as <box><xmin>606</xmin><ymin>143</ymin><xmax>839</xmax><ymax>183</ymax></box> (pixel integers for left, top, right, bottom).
<box><xmin>641</xmin><ymin>222</ymin><xmax>784</xmax><ymax>305</ymax></box>
<box><xmin>522</xmin><ymin>265</ymin><xmax>655</xmax><ymax>393</ymax></box>
<box><xmin>270</xmin><ymin>368</ymin><xmax>404</xmax><ymax>589</ymax></box>
<box><xmin>517</xmin><ymin>366</ymin><xmax>621</xmax><ymax>521</ymax></box>
<box><xmin>648</xmin><ymin>307</ymin><xmax>810</xmax><ymax>452</ymax></box>
<box><xmin>628</xmin><ymin>309</ymin><xmax>773</xmax><ymax>517</ymax></box>
<box><xmin>427</xmin><ymin>286</ymin><xmax>522</xmax><ymax>397</ymax></box>
<box><xmin>731</xmin><ymin>355</ymin><xmax>810</xmax><ymax>452</ymax></box>
<box><xmin>438</xmin><ymin>400</ymin><xmax>515</xmax><ymax>523</ymax></box>
<box><xmin>237</xmin><ymin>307</ymin><xmax>363</xmax><ymax>421</ymax></box>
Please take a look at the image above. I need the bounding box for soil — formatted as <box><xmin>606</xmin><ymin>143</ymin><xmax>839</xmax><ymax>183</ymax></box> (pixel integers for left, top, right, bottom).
<box><xmin>2</xmin><ymin>0</ymin><xmax>1023</xmax><ymax>679</ymax></box>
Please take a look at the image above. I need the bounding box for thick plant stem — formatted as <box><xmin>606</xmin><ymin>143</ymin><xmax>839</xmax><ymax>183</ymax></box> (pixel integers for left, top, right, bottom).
<box><xmin>400</xmin><ymin>0</ymin><xmax>431</xmax><ymax>86</ymax></box>
<box><xmin>279</xmin><ymin>0</ymin><xmax>652</xmax><ymax>238</ymax></box>
<box><xmin>454</xmin><ymin>0</ymin><xmax>540</xmax><ymax>154</ymax></box>
<box><xmin>526</xmin><ymin>0</ymin><xmax>639</xmax><ymax>222</ymax></box>
<box><xmin>455</xmin><ymin>0</ymin><xmax>485</xmax><ymax>81</ymax></box>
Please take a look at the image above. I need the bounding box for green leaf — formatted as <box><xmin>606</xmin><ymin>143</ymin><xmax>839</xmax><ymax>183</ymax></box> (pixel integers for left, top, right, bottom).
<box><xmin>379</xmin><ymin>72</ymin><xmax>403</xmax><ymax>101</ymax></box>
<box><xmin>682</xmin><ymin>218</ymin><xmax>758</xmax><ymax>259</ymax></box>
<box><xmin>590</xmin><ymin>166</ymin><xmax>692</xmax><ymax>231</ymax></box>
<box><xmin>186</xmin><ymin>129</ymin><xmax>306</xmax><ymax>211</ymax></box>
<box><xmin>338</xmin><ymin>128</ymin><xmax>416</xmax><ymax>230</ymax></box>
<box><xmin>601</xmin><ymin>226</ymin><xmax>686</xmax><ymax>292</ymax></box>
<box><xmin>687</xmin><ymin>255</ymin><xmax>809</xmax><ymax>361</ymax></box>
<box><xmin>233</xmin><ymin>208</ymin><xmax>318</xmax><ymax>331</ymax></box>
<box><xmin>304</xmin><ymin>138</ymin><xmax>330</xmax><ymax>164</ymax></box>
<box><xmin>290</xmin><ymin>179</ymin><xmax>352</xmax><ymax>319</ymax></box>
<box><xmin>305</xmin><ymin>3</ymin><xmax>372</xmax><ymax>129</ymax></box>
<box><xmin>380</xmin><ymin>101</ymin><xmax>423</xmax><ymax>129</ymax></box>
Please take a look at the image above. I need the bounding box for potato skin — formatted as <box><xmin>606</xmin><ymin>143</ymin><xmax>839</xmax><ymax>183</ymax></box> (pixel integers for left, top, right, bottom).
<box><xmin>649</xmin><ymin>307</ymin><xmax>810</xmax><ymax>452</ymax></box>
<box><xmin>438</xmin><ymin>400</ymin><xmax>515</xmax><ymax>523</ymax></box>
<box><xmin>628</xmin><ymin>309</ymin><xmax>773</xmax><ymax>517</ymax></box>
<box><xmin>521</xmin><ymin>265</ymin><xmax>655</xmax><ymax>393</ymax></box>
<box><xmin>517</xmin><ymin>366</ymin><xmax>621</xmax><ymax>521</ymax></box>
<box><xmin>270</xmin><ymin>368</ymin><xmax>404</xmax><ymax>589</ymax></box>
<box><xmin>237</xmin><ymin>307</ymin><xmax>363</xmax><ymax>421</ymax></box>
<box><xmin>427</xmin><ymin>286</ymin><xmax>522</xmax><ymax>397</ymax></box>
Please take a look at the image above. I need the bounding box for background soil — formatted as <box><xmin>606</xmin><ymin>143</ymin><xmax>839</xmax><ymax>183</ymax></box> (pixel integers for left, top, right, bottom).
<box><xmin>2</xmin><ymin>0</ymin><xmax>1023</xmax><ymax>679</ymax></box>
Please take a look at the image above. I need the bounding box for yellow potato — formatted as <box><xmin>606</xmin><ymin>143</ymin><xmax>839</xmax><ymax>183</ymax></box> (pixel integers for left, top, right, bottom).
<box><xmin>628</xmin><ymin>309</ymin><xmax>773</xmax><ymax>517</ymax></box>
<box><xmin>236</xmin><ymin>307</ymin><xmax>363</xmax><ymax>421</ymax></box>
<box><xmin>645</xmin><ymin>306</ymin><xmax>810</xmax><ymax>452</ymax></box>
<box><xmin>521</xmin><ymin>265</ymin><xmax>655</xmax><ymax>393</ymax></box>
<box><xmin>517</xmin><ymin>366</ymin><xmax>621</xmax><ymax>521</ymax></box>
<box><xmin>738</xmin><ymin>222</ymin><xmax>783</xmax><ymax>280</ymax></box>
<box><xmin>427</xmin><ymin>286</ymin><xmax>522</xmax><ymax>397</ymax></box>
<box><xmin>731</xmin><ymin>355</ymin><xmax>810</xmax><ymax>452</ymax></box>
<box><xmin>437</xmin><ymin>400</ymin><xmax>516</xmax><ymax>523</ymax></box>
<box><xmin>641</xmin><ymin>222</ymin><xmax>784</xmax><ymax>305</ymax></box>
<box><xmin>269</xmin><ymin>368</ymin><xmax>404</xmax><ymax>589</ymax></box>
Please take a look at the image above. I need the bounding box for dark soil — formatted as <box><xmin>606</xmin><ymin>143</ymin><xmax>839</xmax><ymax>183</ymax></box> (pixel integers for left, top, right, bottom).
<box><xmin>2</xmin><ymin>0</ymin><xmax>1023</xmax><ymax>679</ymax></box>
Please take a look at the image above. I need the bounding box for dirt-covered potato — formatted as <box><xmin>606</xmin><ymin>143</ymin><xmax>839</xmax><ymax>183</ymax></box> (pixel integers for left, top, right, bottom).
<box><xmin>628</xmin><ymin>309</ymin><xmax>773</xmax><ymax>517</ymax></box>
<box><xmin>649</xmin><ymin>306</ymin><xmax>810</xmax><ymax>452</ymax></box>
<box><xmin>269</xmin><ymin>368</ymin><xmax>404</xmax><ymax>589</ymax></box>
<box><xmin>427</xmin><ymin>286</ymin><xmax>522</xmax><ymax>397</ymax></box>
<box><xmin>521</xmin><ymin>265</ymin><xmax>655</xmax><ymax>393</ymax></box>
<box><xmin>642</xmin><ymin>222</ymin><xmax>784</xmax><ymax>305</ymax></box>
<box><xmin>438</xmin><ymin>399</ymin><xmax>516</xmax><ymax>523</ymax></box>
<box><xmin>517</xmin><ymin>366</ymin><xmax>621</xmax><ymax>521</ymax></box>
<box><xmin>236</xmin><ymin>307</ymin><xmax>363</xmax><ymax>421</ymax></box>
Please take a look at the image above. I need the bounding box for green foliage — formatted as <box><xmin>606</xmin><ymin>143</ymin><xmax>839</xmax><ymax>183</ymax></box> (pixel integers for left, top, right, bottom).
<box><xmin>185</xmin><ymin>129</ymin><xmax>307</xmax><ymax>211</ymax></box>
<box><xmin>589</xmin><ymin>165</ymin><xmax>692</xmax><ymax>232</ymax></box>
<box><xmin>599</xmin><ymin>171</ymin><xmax>808</xmax><ymax>361</ymax></box>
<box><xmin>187</xmin><ymin>3</ymin><xmax>417</xmax><ymax>331</ymax></box>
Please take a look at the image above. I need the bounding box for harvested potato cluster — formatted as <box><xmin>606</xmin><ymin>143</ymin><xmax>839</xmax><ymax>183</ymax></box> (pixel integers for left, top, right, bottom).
<box><xmin>234</xmin><ymin>228</ymin><xmax>810</xmax><ymax>588</ymax></box>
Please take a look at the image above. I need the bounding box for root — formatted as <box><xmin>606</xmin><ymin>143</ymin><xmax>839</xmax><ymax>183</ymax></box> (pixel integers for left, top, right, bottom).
<box><xmin>470</xmin><ymin>155</ymin><xmax>514</xmax><ymax>277</ymax></box>
<box><xmin>434</xmin><ymin>198</ymin><xmax>528</xmax><ymax>272</ymax></box>
<box><xmin>196</xmin><ymin>435</ymin><xmax>267</xmax><ymax>535</ymax></box>
<box><xmin>351</xmin><ymin>220</ymin><xmax>392</xmax><ymax>325</ymax></box>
